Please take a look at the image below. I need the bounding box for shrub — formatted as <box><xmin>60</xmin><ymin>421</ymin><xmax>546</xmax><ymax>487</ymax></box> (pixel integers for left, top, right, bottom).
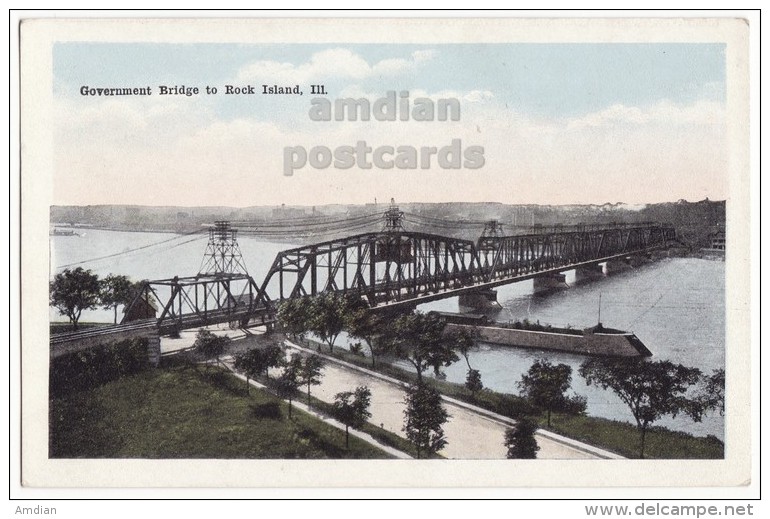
<box><xmin>250</xmin><ymin>402</ymin><xmax>282</xmax><ymax>419</ymax></box>
<box><xmin>50</xmin><ymin>337</ymin><xmax>149</xmax><ymax>395</ymax></box>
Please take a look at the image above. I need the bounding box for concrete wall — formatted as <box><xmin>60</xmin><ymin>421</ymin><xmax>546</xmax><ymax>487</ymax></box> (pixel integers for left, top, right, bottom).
<box><xmin>50</xmin><ymin>329</ymin><xmax>161</xmax><ymax>364</ymax></box>
<box><xmin>446</xmin><ymin>323</ymin><xmax>649</xmax><ymax>357</ymax></box>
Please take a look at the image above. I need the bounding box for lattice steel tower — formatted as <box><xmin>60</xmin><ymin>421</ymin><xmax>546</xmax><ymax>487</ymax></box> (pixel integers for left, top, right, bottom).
<box><xmin>199</xmin><ymin>221</ymin><xmax>249</xmax><ymax>275</ymax></box>
<box><xmin>481</xmin><ymin>220</ymin><xmax>504</xmax><ymax>239</ymax></box>
<box><xmin>383</xmin><ymin>198</ymin><xmax>404</xmax><ymax>232</ymax></box>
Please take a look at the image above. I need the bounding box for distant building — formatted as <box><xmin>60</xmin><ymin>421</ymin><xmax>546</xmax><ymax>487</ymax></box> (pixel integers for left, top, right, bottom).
<box><xmin>709</xmin><ymin>229</ymin><xmax>726</xmax><ymax>251</ymax></box>
<box><xmin>272</xmin><ymin>204</ymin><xmax>307</xmax><ymax>220</ymax></box>
<box><xmin>123</xmin><ymin>295</ymin><xmax>157</xmax><ymax>322</ymax></box>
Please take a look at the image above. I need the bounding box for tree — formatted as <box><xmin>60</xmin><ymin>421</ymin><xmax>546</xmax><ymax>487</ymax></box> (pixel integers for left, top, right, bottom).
<box><xmin>262</xmin><ymin>345</ymin><xmax>284</xmax><ymax>380</ymax></box>
<box><xmin>308</xmin><ymin>293</ymin><xmax>359</xmax><ymax>353</ymax></box>
<box><xmin>332</xmin><ymin>386</ymin><xmax>372</xmax><ymax>449</ymax></box>
<box><xmin>451</xmin><ymin>326</ymin><xmax>483</xmax><ymax>395</ymax></box>
<box><xmin>49</xmin><ymin>267</ymin><xmax>101</xmax><ymax>330</ymax></box>
<box><xmin>277</xmin><ymin>297</ymin><xmax>312</xmax><ymax>339</ymax></box>
<box><xmin>518</xmin><ymin>358</ymin><xmax>585</xmax><ymax>427</ymax></box>
<box><xmin>695</xmin><ymin>368</ymin><xmax>725</xmax><ymax>417</ymax></box>
<box><xmin>275</xmin><ymin>353</ymin><xmax>303</xmax><ymax>419</ymax></box>
<box><xmin>349</xmin><ymin>342</ymin><xmax>365</xmax><ymax>356</ymax></box>
<box><xmin>504</xmin><ymin>418</ymin><xmax>540</xmax><ymax>459</ymax></box>
<box><xmin>384</xmin><ymin>311</ymin><xmax>459</xmax><ymax>383</ymax></box>
<box><xmin>465</xmin><ymin>369</ymin><xmax>484</xmax><ymax>395</ymax></box>
<box><xmin>99</xmin><ymin>274</ymin><xmax>134</xmax><ymax>324</ymax></box>
<box><xmin>346</xmin><ymin>307</ymin><xmax>384</xmax><ymax>367</ymax></box>
<box><xmin>403</xmin><ymin>384</ymin><xmax>449</xmax><ymax>458</ymax></box>
<box><xmin>300</xmin><ymin>354</ymin><xmax>325</xmax><ymax>407</ymax></box>
<box><xmin>579</xmin><ymin>358</ymin><xmax>703</xmax><ymax>458</ymax></box>
<box><xmin>192</xmin><ymin>328</ymin><xmax>231</xmax><ymax>370</ymax></box>
<box><xmin>233</xmin><ymin>345</ymin><xmax>283</xmax><ymax>393</ymax></box>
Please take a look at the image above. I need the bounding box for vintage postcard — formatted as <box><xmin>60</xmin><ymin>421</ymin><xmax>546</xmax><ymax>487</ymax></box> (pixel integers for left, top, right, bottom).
<box><xmin>17</xmin><ymin>15</ymin><xmax>755</xmax><ymax>492</ymax></box>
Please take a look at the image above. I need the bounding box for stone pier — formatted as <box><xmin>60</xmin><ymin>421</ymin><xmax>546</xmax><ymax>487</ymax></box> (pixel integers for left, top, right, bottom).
<box><xmin>575</xmin><ymin>263</ymin><xmax>605</xmax><ymax>282</ymax></box>
<box><xmin>627</xmin><ymin>254</ymin><xmax>651</xmax><ymax>267</ymax></box>
<box><xmin>458</xmin><ymin>289</ymin><xmax>500</xmax><ymax>310</ymax></box>
<box><xmin>532</xmin><ymin>272</ymin><xmax>568</xmax><ymax>293</ymax></box>
<box><xmin>605</xmin><ymin>258</ymin><xmax>632</xmax><ymax>274</ymax></box>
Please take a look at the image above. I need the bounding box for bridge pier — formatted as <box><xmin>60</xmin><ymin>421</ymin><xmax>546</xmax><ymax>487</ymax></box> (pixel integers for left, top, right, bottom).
<box><xmin>532</xmin><ymin>273</ymin><xmax>568</xmax><ymax>294</ymax></box>
<box><xmin>574</xmin><ymin>264</ymin><xmax>605</xmax><ymax>282</ymax></box>
<box><xmin>605</xmin><ymin>258</ymin><xmax>632</xmax><ymax>274</ymax></box>
<box><xmin>628</xmin><ymin>253</ymin><xmax>651</xmax><ymax>268</ymax></box>
<box><xmin>458</xmin><ymin>289</ymin><xmax>500</xmax><ymax>310</ymax></box>
<box><xmin>147</xmin><ymin>332</ymin><xmax>161</xmax><ymax>367</ymax></box>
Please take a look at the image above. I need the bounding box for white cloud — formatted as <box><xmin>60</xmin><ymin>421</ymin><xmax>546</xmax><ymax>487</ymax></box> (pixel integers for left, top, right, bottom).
<box><xmin>337</xmin><ymin>87</ymin><xmax>494</xmax><ymax>105</ymax></box>
<box><xmin>462</xmin><ymin>90</ymin><xmax>495</xmax><ymax>103</ymax></box>
<box><xmin>53</xmin><ymin>92</ymin><xmax>728</xmax><ymax>207</ymax></box>
<box><xmin>236</xmin><ymin>48</ymin><xmax>436</xmax><ymax>85</ymax></box>
<box><xmin>566</xmin><ymin>100</ymin><xmax>725</xmax><ymax>130</ymax></box>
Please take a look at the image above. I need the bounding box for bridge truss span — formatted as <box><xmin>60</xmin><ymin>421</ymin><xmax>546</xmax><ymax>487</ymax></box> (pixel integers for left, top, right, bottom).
<box><xmin>477</xmin><ymin>223</ymin><xmax>677</xmax><ymax>283</ymax></box>
<box><xmin>259</xmin><ymin>231</ymin><xmax>483</xmax><ymax>308</ymax></box>
<box><xmin>259</xmin><ymin>223</ymin><xmax>677</xmax><ymax>310</ymax></box>
<box><xmin>122</xmin><ymin>272</ymin><xmax>271</xmax><ymax>333</ymax></box>
<box><xmin>117</xmin><ymin>222</ymin><xmax>677</xmax><ymax>333</ymax></box>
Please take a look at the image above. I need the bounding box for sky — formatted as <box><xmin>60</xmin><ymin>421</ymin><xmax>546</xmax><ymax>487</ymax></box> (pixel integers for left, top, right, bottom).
<box><xmin>52</xmin><ymin>43</ymin><xmax>727</xmax><ymax>207</ymax></box>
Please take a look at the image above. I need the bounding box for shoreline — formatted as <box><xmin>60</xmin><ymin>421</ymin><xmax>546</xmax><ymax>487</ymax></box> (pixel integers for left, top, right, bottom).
<box><xmin>50</xmin><ymin>224</ymin><xmax>724</xmax><ymax>256</ymax></box>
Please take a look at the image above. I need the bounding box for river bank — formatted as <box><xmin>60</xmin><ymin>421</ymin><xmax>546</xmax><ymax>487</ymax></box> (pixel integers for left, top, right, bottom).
<box><xmin>222</xmin><ymin>330</ymin><xmax>723</xmax><ymax>459</ymax></box>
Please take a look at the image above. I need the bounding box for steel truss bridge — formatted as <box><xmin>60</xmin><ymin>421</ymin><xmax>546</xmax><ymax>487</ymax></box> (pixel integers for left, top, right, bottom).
<box><xmin>127</xmin><ymin>219</ymin><xmax>675</xmax><ymax>329</ymax></box>
<box><xmin>260</xmin><ymin>222</ymin><xmax>675</xmax><ymax>311</ymax></box>
<box><xmin>50</xmin><ymin>215</ymin><xmax>676</xmax><ymax>354</ymax></box>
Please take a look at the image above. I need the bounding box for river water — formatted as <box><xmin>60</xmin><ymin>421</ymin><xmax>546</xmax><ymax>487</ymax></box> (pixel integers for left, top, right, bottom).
<box><xmin>50</xmin><ymin>229</ymin><xmax>725</xmax><ymax>440</ymax></box>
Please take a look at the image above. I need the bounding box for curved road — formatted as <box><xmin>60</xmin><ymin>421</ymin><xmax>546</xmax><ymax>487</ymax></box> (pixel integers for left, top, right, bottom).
<box><xmin>284</xmin><ymin>340</ymin><xmax>621</xmax><ymax>460</ymax></box>
<box><xmin>173</xmin><ymin>326</ymin><xmax>621</xmax><ymax>460</ymax></box>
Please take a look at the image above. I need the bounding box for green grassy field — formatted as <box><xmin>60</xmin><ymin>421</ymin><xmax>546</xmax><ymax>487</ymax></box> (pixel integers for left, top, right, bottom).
<box><xmin>49</xmin><ymin>363</ymin><xmax>394</xmax><ymax>459</ymax></box>
<box><xmin>538</xmin><ymin>413</ymin><xmax>724</xmax><ymax>460</ymax></box>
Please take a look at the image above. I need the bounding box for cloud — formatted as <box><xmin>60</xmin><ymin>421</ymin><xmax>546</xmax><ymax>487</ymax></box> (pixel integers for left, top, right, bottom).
<box><xmin>566</xmin><ymin>100</ymin><xmax>725</xmax><ymax>130</ymax></box>
<box><xmin>236</xmin><ymin>48</ymin><xmax>436</xmax><ymax>84</ymax></box>
<box><xmin>462</xmin><ymin>90</ymin><xmax>495</xmax><ymax>103</ymax></box>
<box><xmin>53</xmin><ymin>91</ymin><xmax>727</xmax><ymax>207</ymax></box>
<box><xmin>337</xmin><ymin>86</ymin><xmax>494</xmax><ymax>104</ymax></box>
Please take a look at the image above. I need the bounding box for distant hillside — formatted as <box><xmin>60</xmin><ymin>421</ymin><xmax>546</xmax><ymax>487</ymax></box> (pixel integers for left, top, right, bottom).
<box><xmin>50</xmin><ymin>199</ymin><xmax>725</xmax><ymax>249</ymax></box>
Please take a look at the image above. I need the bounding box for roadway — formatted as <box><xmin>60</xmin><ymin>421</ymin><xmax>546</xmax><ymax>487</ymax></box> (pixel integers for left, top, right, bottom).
<box><xmin>282</xmin><ymin>339</ymin><xmax>623</xmax><ymax>460</ymax></box>
<box><xmin>170</xmin><ymin>325</ymin><xmax>621</xmax><ymax>459</ymax></box>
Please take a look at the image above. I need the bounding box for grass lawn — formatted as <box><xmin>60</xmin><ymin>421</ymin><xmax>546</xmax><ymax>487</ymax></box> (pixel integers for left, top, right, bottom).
<box><xmin>539</xmin><ymin>413</ymin><xmax>724</xmax><ymax>460</ymax></box>
<box><xmin>49</xmin><ymin>363</ymin><xmax>394</xmax><ymax>459</ymax></box>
